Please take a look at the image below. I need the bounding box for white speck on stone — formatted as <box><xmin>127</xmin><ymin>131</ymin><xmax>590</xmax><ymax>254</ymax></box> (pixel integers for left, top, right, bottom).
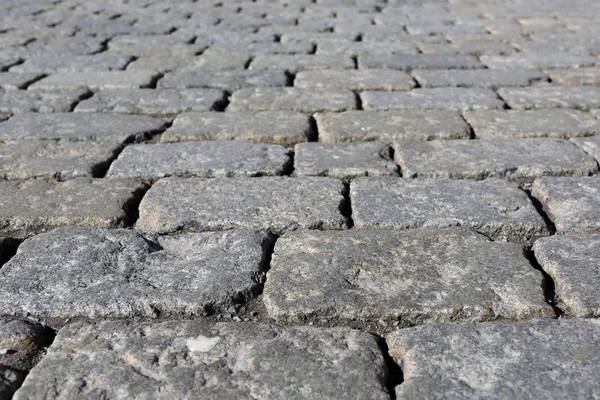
<box><xmin>186</xmin><ymin>335</ymin><xmax>221</xmax><ymax>352</ymax></box>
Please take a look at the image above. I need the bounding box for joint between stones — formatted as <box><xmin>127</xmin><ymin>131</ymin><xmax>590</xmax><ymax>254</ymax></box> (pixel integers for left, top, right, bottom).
<box><xmin>523</xmin><ymin>188</ymin><xmax>556</xmax><ymax>235</ymax></box>
<box><xmin>526</xmin><ymin>248</ymin><xmax>564</xmax><ymax>318</ymax></box>
<box><xmin>377</xmin><ymin>336</ymin><xmax>404</xmax><ymax>400</ymax></box>
<box><xmin>341</xmin><ymin>181</ymin><xmax>354</xmax><ymax>228</ymax></box>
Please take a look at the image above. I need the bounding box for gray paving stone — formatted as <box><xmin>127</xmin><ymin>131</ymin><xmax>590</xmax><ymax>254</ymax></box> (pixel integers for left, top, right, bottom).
<box><xmin>294</xmin><ymin>142</ymin><xmax>397</xmax><ymax>178</ymax></box>
<box><xmin>74</xmin><ymin>89</ymin><xmax>225</xmax><ymax>115</ymax></box>
<box><xmin>107</xmin><ymin>141</ymin><xmax>292</xmax><ymax>179</ymax></box>
<box><xmin>571</xmin><ymin>135</ymin><xmax>600</xmax><ymax>162</ymax></box>
<box><xmin>0</xmin><ymin>113</ymin><xmax>8</xmax><ymax>122</ymax></box>
<box><xmin>228</xmin><ymin>88</ymin><xmax>356</xmax><ymax>113</ymax></box>
<box><xmin>412</xmin><ymin>69</ymin><xmax>546</xmax><ymax>88</ymax></box>
<box><xmin>532</xmin><ymin>176</ymin><xmax>600</xmax><ymax>234</ymax></box>
<box><xmin>21</xmin><ymin>37</ymin><xmax>104</xmax><ymax>57</ymax></box>
<box><xmin>0</xmin><ymin>113</ymin><xmax>166</xmax><ymax>143</ymax></box>
<box><xmin>136</xmin><ymin>177</ymin><xmax>346</xmax><ymax>235</ymax></box>
<box><xmin>14</xmin><ymin>320</ymin><xmax>388</xmax><ymax>400</ymax></box>
<box><xmin>295</xmin><ymin>69</ymin><xmax>415</xmax><ymax>91</ymax></box>
<box><xmin>158</xmin><ymin>70</ymin><xmax>288</xmax><ymax>91</ymax></box>
<box><xmin>249</xmin><ymin>55</ymin><xmax>354</xmax><ymax>73</ymax></box>
<box><xmin>280</xmin><ymin>32</ymin><xmax>357</xmax><ymax>45</ymax></box>
<box><xmin>481</xmin><ymin>52</ymin><xmax>598</xmax><ymax>69</ymax></box>
<box><xmin>464</xmin><ymin>109</ymin><xmax>600</xmax><ymax>138</ymax></box>
<box><xmin>10</xmin><ymin>54</ymin><xmax>133</xmax><ymax>74</ymax></box>
<box><xmin>0</xmin><ymin>73</ymin><xmax>42</xmax><ymax>90</ymax></box>
<box><xmin>28</xmin><ymin>71</ymin><xmax>159</xmax><ymax>91</ymax></box>
<box><xmin>107</xmin><ymin>35</ymin><xmax>204</xmax><ymax>57</ymax></box>
<box><xmin>544</xmin><ymin>67</ymin><xmax>600</xmax><ymax>86</ymax></box>
<box><xmin>361</xmin><ymin>88</ymin><xmax>504</xmax><ymax>111</ymax></box>
<box><xmin>264</xmin><ymin>228</ymin><xmax>552</xmax><ymax>324</ymax></box>
<box><xmin>162</xmin><ymin>111</ymin><xmax>312</xmax><ymax>145</ymax></box>
<box><xmin>0</xmin><ymin>88</ymin><xmax>88</xmax><ymax>113</ymax></box>
<box><xmin>593</xmin><ymin>109</ymin><xmax>600</xmax><ymax>119</ymax></box>
<box><xmin>0</xmin><ymin>178</ymin><xmax>145</xmax><ymax>238</ymax></box>
<box><xmin>359</xmin><ymin>53</ymin><xmax>483</xmax><ymax>70</ymax></box>
<box><xmin>0</xmin><ymin>54</ymin><xmax>22</xmax><ymax>71</ymax></box>
<box><xmin>498</xmin><ymin>86</ymin><xmax>600</xmax><ymax>111</ymax></box>
<box><xmin>351</xmin><ymin>177</ymin><xmax>548</xmax><ymax>242</ymax></box>
<box><xmin>0</xmin><ymin>228</ymin><xmax>272</xmax><ymax>319</ymax></box>
<box><xmin>417</xmin><ymin>41</ymin><xmax>514</xmax><ymax>56</ymax></box>
<box><xmin>316</xmin><ymin>41</ymin><xmax>418</xmax><ymax>56</ymax></box>
<box><xmin>179</xmin><ymin>52</ymin><xmax>250</xmax><ymax>72</ymax></box>
<box><xmin>394</xmin><ymin>138</ymin><xmax>597</xmax><ymax>183</ymax></box>
<box><xmin>208</xmin><ymin>41</ymin><xmax>314</xmax><ymax>56</ymax></box>
<box><xmin>316</xmin><ymin>110</ymin><xmax>471</xmax><ymax>142</ymax></box>
<box><xmin>125</xmin><ymin>55</ymin><xmax>192</xmax><ymax>73</ymax></box>
<box><xmin>387</xmin><ymin>319</ymin><xmax>600</xmax><ymax>399</ymax></box>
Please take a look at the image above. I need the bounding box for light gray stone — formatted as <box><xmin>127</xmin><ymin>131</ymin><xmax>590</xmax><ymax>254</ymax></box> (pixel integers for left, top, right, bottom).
<box><xmin>228</xmin><ymin>88</ymin><xmax>356</xmax><ymax>113</ymax></box>
<box><xmin>0</xmin><ymin>113</ymin><xmax>166</xmax><ymax>143</ymax></box>
<box><xmin>108</xmin><ymin>35</ymin><xmax>204</xmax><ymax>57</ymax></box>
<box><xmin>74</xmin><ymin>89</ymin><xmax>225</xmax><ymax>115</ymax></box>
<box><xmin>107</xmin><ymin>141</ymin><xmax>291</xmax><ymax>179</ymax></box>
<box><xmin>417</xmin><ymin>41</ymin><xmax>514</xmax><ymax>56</ymax></box>
<box><xmin>158</xmin><ymin>70</ymin><xmax>288</xmax><ymax>91</ymax></box>
<box><xmin>532</xmin><ymin>176</ymin><xmax>600</xmax><ymax>234</ymax></box>
<box><xmin>280</xmin><ymin>32</ymin><xmax>357</xmax><ymax>44</ymax></box>
<box><xmin>361</xmin><ymin>88</ymin><xmax>504</xmax><ymax>111</ymax></box>
<box><xmin>208</xmin><ymin>42</ymin><xmax>314</xmax><ymax>56</ymax></box>
<box><xmin>0</xmin><ymin>73</ymin><xmax>42</xmax><ymax>90</ymax></box>
<box><xmin>534</xmin><ymin>235</ymin><xmax>600</xmax><ymax>317</ymax></box>
<box><xmin>249</xmin><ymin>55</ymin><xmax>354</xmax><ymax>73</ymax></box>
<box><xmin>481</xmin><ymin>52</ymin><xmax>598</xmax><ymax>69</ymax></box>
<box><xmin>544</xmin><ymin>67</ymin><xmax>600</xmax><ymax>86</ymax></box>
<box><xmin>0</xmin><ymin>55</ymin><xmax>21</xmax><ymax>71</ymax></box>
<box><xmin>0</xmin><ymin>113</ymin><xmax>9</xmax><ymax>122</ymax></box>
<box><xmin>464</xmin><ymin>109</ymin><xmax>600</xmax><ymax>138</ymax></box>
<box><xmin>136</xmin><ymin>177</ymin><xmax>347</xmax><ymax>235</ymax></box>
<box><xmin>0</xmin><ymin>140</ymin><xmax>121</xmax><ymax>180</ymax></box>
<box><xmin>178</xmin><ymin>52</ymin><xmax>249</xmax><ymax>72</ymax></box>
<box><xmin>0</xmin><ymin>228</ymin><xmax>272</xmax><ymax>319</ymax></box>
<box><xmin>387</xmin><ymin>319</ymin><xmax>600</xmax><ymax>399</ymax></box>
<box><xmin>10</xmin><ymin>54</ymin><xmax>133</xmax><ymax>74</ymax></box>
<box><xmin>351</xmin><ymin>177</ymin><xmax>548</xmax><ymax>242</ymax></box>
<box><xmin>316</xmin><ymin>41</ymin><xmax>418</xmax><ymax>56</ymax></box>
<box><xmin>359</xmin><ymin>53</ymin><xmax>483</xmax><ymax>70</ymax></box>
<box><xmin>571</xmin><ymin>135</ymin><xmax>600</xmax><ymax>162</ymax></box>
<box><xmin>125</xmin><ymin>55</ymin><xmax>192</xmax><ymax>73</ymax></box>
<box><xmin>0</xmin><ymin>88</ymin><xmax>88</xmax><ymax>113</ymax></box>
<box><xmin>20</xmin><ymin>37</ymin><xmax>104</xmax><ymax>57</ymax></box>
<box><xmin>497</xmin><ymin>86</ymin><xmax>600</xmax><ymax>111</ymax></box>
<box><xmin>28</xmin><ymin>71</ymin><xmax>159</xmax><ymax>90</ymax></box>
<box><xmin>295</xmin><ymin>69</ymin><xmax>415</xmax><ymax>91</ymax></box>
<box><xmin>162</xmin><ymin>111</ymin><xmax>312</xmax><ymax>145</ymax></box>
<box><xmin>264</xmin><ymin>228</ymin><xmax>552</xmax><ymax>324</ymax></box>
<box><xmin>394</xmin><ymin>138</ymin><xmax>597</xmax><ymax>182</ymax></box>
<box><xmin>14</xmin><ymin>320</ymin><xmax>388</xmax><ymax>400</ymax></box>
<box><xmin>412</xmin><ymin>69</ymin><xmax>546</xmax><ymax>88</ymax></box>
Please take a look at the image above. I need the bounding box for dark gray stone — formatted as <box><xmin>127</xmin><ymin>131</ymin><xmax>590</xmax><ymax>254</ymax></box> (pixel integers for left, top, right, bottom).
<box><xmin>361</xmin><ymin>88</ymin><xmax>504</xmax><ymax>111</ymax></box>
<box><xmin>497</xmin><ymin>86</ymin><xmax>600</xmax><ymax>111</ymax></box>
<box><xmin>228</xmin><ymin>88</ymin><xmax>356</xmax><ymax>113</ymax></box>
<box><xmin>158</xmin><ymin>70</ymin><xmax>288</xmax><ymax>91</ymax></box>
<box><xmin>295</xmin><ymin>69</ymin><xmax>415</xmax><ymax>91</ymax></box>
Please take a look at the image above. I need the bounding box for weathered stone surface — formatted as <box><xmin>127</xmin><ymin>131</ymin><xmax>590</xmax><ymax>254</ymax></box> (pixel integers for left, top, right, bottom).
<box><xmin>464</xmin><ymin>109</ymin><xmax>600</xmax><ymax>138</ymax></box>
<box><xmin>0</xmin><ymin>113</ymin><xmax>166</xmax><ymax>143</ymax></box>
<box><xmin>159</xmin><ymin>70</ymin><xmax>288</xmax><ymax>91</ymax></box>
<box><xmin>250</xmin><ymin>55</ymin><xmax>354</xmax><ymax>73</ymax></box>
<box><xmin>209</xmin><ymin>41</ymin><xmax>314</xmax><ymax>56</ymax></box>
<box><xmin>264</xmin><ymin>228</ymin><xmax>552</xmax><ymax>324</ymax></box>
<box><xmin>294</xmin><ymin>142</ymin><xmax>397</xmax><ymax>178</ymax></box>
<box><xmin>412</xmin><ymin>69</ymin><xmax>545</xmax><ymax>88</ymax></box>
<box><xmin>136</xmin><ymin>177</ymin><xmax>346</xmax><ymax>235</ymax></box>
<box><xmin>394</xmin><ymin>138</ymin><xmax>597</xmax><ymax>182</ymax></box>
<box><xmin>417</xmin><ymin>41</ymin><xmax>514</xmax><ymax>56</ymax></box>
<box><xmin>108</xmin><ymin>35</ymin><xmax>204</xmax><ymax>57</ymax></box>
<box><xmin>178</xmin><ymin>52</ymin><xmax>250</xmax><ymax>72</ymax></box>
<box><xmin>0</xmin><ymin>113</ymin><xmax>9</xmax><ymax>122</ymax></box>
<box><xmin>14</xmin><ymin>320</ymin><xmax>388</xmax><ymax>399</ymax></box>
<box><xmin>351</xmin><ymin>177</ymin><xmax>548</xmax><ymax>242</ymax></box>
<box><xmin>0</xmin><ymin>140</ymin><xmax>121</xmax><ymax>180</ymax></box>
<box><xmin>532</xmin><ymin>176</ymin><xmax>600</xmax><ymax>234</ymax></box>
<box><xmin>481</xmin><ymin>52</ymin><xmax>598</xmax><ymax>69</ymax></box>
<box><xmin>10</xmin><ymin>54</ymin><xmax>133</xmax><ymax>73</ymax></box>
<box><xmin>295</xmin><ymin>69</ymin><xmax>415</xmax><ymax>91</ymax></box>
<box><xmin>125</xmin><ymin>55</ymin><xmax>191</xmax><ymax>73</ymax></box>
<box><xmin>544</xmin><ymin>67</ymin><xmax>600</xmax><ymax>86</ymax></box>
<box><xmin>387</xmin><ymin>319</ymin><xmax>600</xmax><ymax>399</ymax></box>
<box><xmin>361</xmin><ymin>88</ymin><xmax>504</xmax><ymax>111</ymax></box>
<box><xmin>280</xmin><ymin>32</ymin><xmax>357</xmax><ymax>44</ymax></box>
<box><xmin>228</xmin><ymin>87</ymin><xmax>356</xmax><ymax>113</ymax></box>
<box><xmin>107</xmin><ymin>141</ymin><xmax>292</xmax><ymax>179</ymax></box>
<box><xmin>0</xmin><ymin>88</ymin><xmax>88</xmax><ymax>113</ymax></box>
<box><xmin>571</xmin><ymin>135</ymin><xmax>600</xmax><ymax>162</ymax></box>
<box><xmin>498</xmin><ymin>86</ymin><xmax>600</xmax><ymax>111</ymax></box>
<box><xmin>28</xmin><ymin>71</ymin><xmax>158</xmax><ymax>90</ymax></box>
<box><xmin>0</xmin><ymin>228</ymin><xmax>272</xmax><ymax>319</ymax></box>
<box><xmin>0</xmin><ymin>178</ymin><xmax>145</xmax><ymax>237</ymax></box>
<box><xmin>359</xmin><ymin>53</ymin><xmax>483</xmax><ymax>70</ymax></box>
<box><xmin>316</xmin><ymin>41</ymin><xmax>418</xmax><ymax>56</ymax></box>
<box><xmin>316</xmin><ymin>110</ymin><xmax>471</xmax><ymax>142</ymax></box>
<box><xmin>74</xmin><ymin>89</ymin><xmax>225</xmax><ymax>115</ymax></box>
<box><xmin>21</xmin><ymin>37</ymin><xmax>105</xmax><ymax>57</ymax></box>
<box><xmin>162</xmin><ymin>111</ymin><xmax>312</xmax><ymax>145</ymax></box>
<box><xmin>0</xmin><ymin>72</ymin><xmax>42</xmax><ymax>90</ymax></box>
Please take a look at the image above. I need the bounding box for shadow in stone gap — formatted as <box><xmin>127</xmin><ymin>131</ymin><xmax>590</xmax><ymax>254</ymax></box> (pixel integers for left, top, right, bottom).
<box><xmin>378</xmin><ymin>336</ymin><xmax>404</xmax><ymax>400</ymax></box>
<box><xmin>526</xmin><ymin>249</ymin><xmax>564</xmax><ymax>318</ymax></box>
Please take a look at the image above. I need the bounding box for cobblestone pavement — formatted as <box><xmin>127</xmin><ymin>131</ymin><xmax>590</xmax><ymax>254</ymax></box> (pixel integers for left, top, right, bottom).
<box><xmin>1</xmin><ymin>0</ymin><xmax>600</xmax><ymax>398</ymax></box>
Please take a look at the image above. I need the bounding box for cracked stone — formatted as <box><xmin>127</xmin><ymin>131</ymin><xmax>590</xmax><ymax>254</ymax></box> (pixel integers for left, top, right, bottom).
<box><xmin>544</xmin><ymin>67</ymin><xmax>600</xmax><ymax>86</ymax></box>
<box><xmin>295</xmin><ymin>69</ymin><xmax>416</xmax><ymax>91</ymax></box>
<box><xmin>412</xmin><ymin>69</ymin><xmax>546</xmax><ymax>88</ymax></box>
<box><xmin>10</xmin><ymin>54</ymin><xmax>133</xmax><ymax>74</ymax></box>
<box><xmin>0</xmin><ymin>88</ymin><xmax>88</xmax><ymax>113</ymax></box>
<box><xmin>28</xmin><ymin>71</ymin><xmax>159</xmax><ymax>91</ymax></box>
<box><xmin>0</xmin><ymin>72</ymin><xmax>42</xmax><ymax>90</ymax></box>
<box><xmin>497</xmin><ymin>86</ymin><xmax>600</xmax><ymax>111</ymax></box>
<box><xmin>158</xmin><ymin>70</ymin><xmax>288</xmax><ymax>91</ymax></box>
<box><xmin>481</xmin><ymin>51</ymin><xmax>598</xmax><ymax>69</ymax></box>
<box><xmin>571</xmin><ymin>135</ymin><xmax>600</xmax><ymax>163</ymax></box>
<box><xmin>249</xmin><ymin>55</ymin><xmax>354</xmax><ymax>73</ymax></box>
<box><xmin>359</xmin><ymin>53</ymin><xmax>483</xmax><ymax>70</ymax></box>
<box><xmin>361</xmin><ymin>88</ymin><xmax>504</xmax><ymax>111</ymax></box>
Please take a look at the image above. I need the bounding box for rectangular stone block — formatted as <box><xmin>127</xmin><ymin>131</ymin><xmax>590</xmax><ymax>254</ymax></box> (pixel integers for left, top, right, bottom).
<box><xmin>359</xmin><ymin>53</ymin><xmax>483</xmax><ymax>70</ymax></box>
<box><xmin>0</xmin><ymin>73</ymin><xmax>42</xmax><ymax>90</ymax></box>
<box><xmin>280</xmin><ymin>32</ymin><xmax>357</xmax><ymax>44</ymax></box>
<box><xmin>295</xmin><ymin>69</ymin><xmax>415</xmax><ymax>91</ymax></box>
<box><xmin>497</xmin><ymin>86</ymin><xmax>600</xmax><ymax>111</ymax></box>
<box><xmin>28</xmin><ymin>71</ymin><xmax>159</xmax><ymax>91</ymax></box>
<box><xmin>481</xmin><ymin>52</ymin><xmax>598</xmax><ymax>69</ymax></box>
<box><xmin>249</xmin><ymin>54</ymin><xmax>354</xmax><ymax>73</ymax></box>
<box><xmin>0</xmin><ymin>89</ymin><xmax>88</xmax><ymax>113</ymax></box>
<box><xmin>107</xmin><ymin>141</ymin><xmax>292</xmax><ymax>179</ymax></box>
<box><xmin>162</xmin><ymin>111</ymin><xmax>312</xmax><ymax>145</ymax></box>
<box><xmin>361</xmin><ymin>88</ymin><xmax>504</xmax><ymax>111</ymax></box>
<box><xmin>417</xmin><ymin>41</ymin><xmax>514</xmax><ymax>56</ymax></box>
<box><xmin>351</xmin><ymin>177</ymin><xmax>548</xmax><ymax>242</ymax></box>
<box><xmin>571</xmin><ymin>135</ymin><xmax>600</xmax><ymax>163</ymax></box>
<box><xmin>264</xmin><ymin>228</ymin><xmax>552</xmax><ymax>325</ymax></box>
<box><xmin>10</xmin><ymin>54</ymin><xmax>133</xmax><ymax>73</ymax></box>
<box><xmin>544</xmin><ymin>67</ymin><xmax>600</xmax><ymax>86</ymax></box>
<box><xmin>412</xmin><ymin>69</ymin><xmax>545</xmax><ymax>88</ymax></box>
<box><xmin>158</xmin><ymin>70</ymin><xmax>288</xmax><ymax>91</ymax></box>
<box><xmin>136</xmin><ymin>177</ymin><xmax>347</xmax><ymax>235</ymax></box>
<box><xmin>108</xmin><ymin>35</ymin><xmax>204</xmax><ymax>57</ymax></box>
<box><xmin>208</xmin><ymin>41</ymin><xmax>314</xmax><ymax>56</ymax></box>
<box><xmin>316</xmin><ymin>41</ymin><xmax>418</xmax><ymax>56</ymax></box>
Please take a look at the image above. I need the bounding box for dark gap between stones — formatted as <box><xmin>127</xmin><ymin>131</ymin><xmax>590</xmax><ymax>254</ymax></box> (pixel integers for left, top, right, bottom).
<box><xmin>377</xmin><ymin>336</ymin><xmax>404</xmax><ymax>400</ymax></box>
<box><xmin>526</xmin><ymin>248</ymin><xmax>564</xmax><ymax>318</ymax></box>
<box><xmin>341</xmin><ymin>181</ymin><xmax>354</xmax><ymax>229</ymax></box>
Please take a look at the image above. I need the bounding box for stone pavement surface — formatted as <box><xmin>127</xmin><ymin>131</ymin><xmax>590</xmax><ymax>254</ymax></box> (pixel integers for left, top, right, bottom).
<box><xmin>0</xmin><ymin>0</ymin><xmax>600</xmax><ymax>399</ymax></box>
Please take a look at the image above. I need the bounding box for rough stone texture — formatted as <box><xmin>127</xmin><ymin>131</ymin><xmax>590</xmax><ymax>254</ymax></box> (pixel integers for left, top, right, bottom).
<box><xmin>316</xmin><ymin>110</ymin><xmax>471</xmax><ymax>142</ymax></box>
<box><xmin>294</xmin><ymin>142</ymin><xmax>398</xmax><ymax>178</ymax></box>
<box><xmin>74</xmin><ymin>89</ymin><xmax>226</xmax><ymax>115</ymax></box>
<box><xmin>14</xmin><ymin>320</ymin><xmax>388</xmax><ymax>400</ymax></box>
<box><xmin>0</xmin><ymin>228</ymin><xmax>272</xmax><ymax>319</ymax></box>
<box><xmin>571</xmin><ymin>135</ymin><xmax>600</xmax><ymax>162</ymax></box>
<box><xmin>158</xmin><ymin>70</ymin><xmax>288</xmax><ymax>91</ymax></box>
<box><xmin>412</xmin><ymin>69</ymin><xmax>546</xmax><ymax>88</ymax></box>
<box><xmin>387</xmin><ymin>319</ymin><xmax>600</xmax><ymax>399</ymax></box>
<box><xmin>228</xmin><ymin>87</ymin><xmax>356</xmax><ymax>113</ymax></box>
<box><xmin>359</xmin><ymin>53</ymin><xmax>483</xmax><ymax>70</ymax></box>
<box><xmin>264</xmin><ymin>228</ymin><xmax>552</xmax><ymax>324</ymax></box>
<box><xmin>0</xmin><ymin>113</ymin><xmax>9</xmax><ymax>122</ymax></box>
<box><xmin>28</xmin><ymin>71</ymin><xmax>159</xmax><ymax>90</ymax></box>
<box><xmin>545</xmin><ymin>67</ymin><xmax>600</xmax><ymax>86</ymax></box>
<box><xmin>295</xmin><ymin>69</ymin><xmax>415</xmax><ymax>91</ymax></box>
<box><xmin>0</xmin><ymin>72</ymin><xmax>42</xmax><ymax>90</ymax></box>
<box><xmin>316</xmin><ymin>41</ymin><xmax>418</xmax><ymax>56</ymax></box>
<box><xmin>136</xmin><ymin>177</ymin><xmax>346</xmax><ymax>235</ymax></box>
<box><xmin>0</xmin><ymin>113</ymin><xmax>166</xmax><ymax>143</ymax></box>
<box><xmin>351</xmin><ymin>177</ymin><xmax>548</xmax><ymax>242</ymax></box>
<box><xmin>417</xmin><ymin>41</ymin><xmax>514</xmax><ymax>56</ymax></box>
<box><xmin>532</xmin><ymin>176</ymin><xmax>600</xmax><ymax>234</ymax></box>
<box><xmin>0</xmin><ymin>140</ymin><xmax>122</xmax><ymax>180</ymax></box>
<box><xmin>107</xmin><ymin>141</ymin><xmax>292</xmax><ymax>179</ymax></box>
<box><xmin>178</xmin><ymin>52</ymin><xmax>249</xmax><ymax>72</ymax></box>
<box><xmin>394</xmin><ymin>138</ymin><xmax>597</xmax><ymax>182</ymax></box>
<box><xmin>464</xmin><ymin>109</ymin><xmax>600</xmax><ymax>138</ymax></box>
<box><xmin>162</xmin><ymin>111</ymin><xmax>312</xmax><ymax>145</ymax></box>
<box><xmin>481</xmin><ymin>52</ymin><xmax>598</xmax><ymax>69</ymax></box>
<box><xmin>0</xmin><ymin>178</ymin><xmax>145</xmax><ymax>237</ymax></box>
<box><xmin>250</xmin><ymin>55</ymin><xmax>354</xmax><ymax>73</ymax></box>
<box><xmin>0</xmin><ymin>88</ymin><xmax>88</xmax><ymax>113</ymax></box>
<box><xmin>108</xmin><ymin>35</ymin><xmax>204</xmax><ymax>57</ymax></box>
<box><xmin>361</xmin><ymin>88</ymin><xmax>505</xmax><ymax>111</ymax></box>
<box><xmin>10</xmin><ymin>54</ymin><xmax>133</xmax><ymax>73</ymax></box>
<box><xmin>497</xmin><ymin>86</ymin><xmax>600</xmax><ymax>111</ymax></box>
